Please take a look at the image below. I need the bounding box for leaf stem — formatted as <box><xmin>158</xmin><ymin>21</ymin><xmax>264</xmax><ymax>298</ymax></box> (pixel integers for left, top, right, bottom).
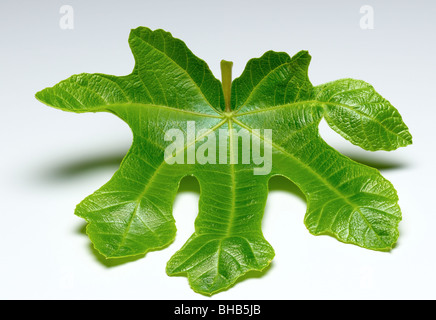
<box><xmin>221</xmin><ymin>60</ymin><xmax>233</xmax><ymax>112</ymax></box>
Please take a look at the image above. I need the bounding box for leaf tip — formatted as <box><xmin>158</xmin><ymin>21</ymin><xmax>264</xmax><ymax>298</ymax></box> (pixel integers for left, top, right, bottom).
<box><xmin>34</xmin><ymin>87</ymin><xmax>52</xmax><ymax>107</ymax></box>
<box><xmin>402</xmin><ymin>131</ymin><xmax>413</xmax><ymax>146</ymax></box>
<box><xmin>34</xmin><ymin>88</ymin><xmax>45</xmax><ymax>101</ymax></box>
<box><xmin>292</xmin><ymin>49</ymin><xmax>312</xmax><ymax>61</ymax></box>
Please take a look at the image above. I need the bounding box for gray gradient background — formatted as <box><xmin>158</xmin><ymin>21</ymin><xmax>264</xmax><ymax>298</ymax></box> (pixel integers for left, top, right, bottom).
<box><xmin>0</xmin><ymin>0</ymin><xmax>434</xmax><ymax>299</ymax></box>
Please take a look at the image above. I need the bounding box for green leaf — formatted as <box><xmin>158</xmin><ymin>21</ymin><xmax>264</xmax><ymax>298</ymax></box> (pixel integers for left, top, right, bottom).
<box><xmin>35</xmin><ymin>26</ymin><xmax>412</xmax><ymax>295</ymax></box>
<box><xmin>314</xmin><ymin>79</ymin><xmax>413</xmax><ymax>151</ymax></box>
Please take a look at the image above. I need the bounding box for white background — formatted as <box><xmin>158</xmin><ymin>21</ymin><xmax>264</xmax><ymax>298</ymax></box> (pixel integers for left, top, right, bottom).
<box><xmin>0</xmin><ymin>0</ymin><xmax>434</xmax><ymax>299</ymax></box>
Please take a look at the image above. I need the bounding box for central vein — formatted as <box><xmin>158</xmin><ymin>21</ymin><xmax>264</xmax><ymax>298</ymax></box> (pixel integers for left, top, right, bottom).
<box><xmin>219</xmin><ymin>58</ymin><xmax>237</xmax><ymax>236</ymax></box>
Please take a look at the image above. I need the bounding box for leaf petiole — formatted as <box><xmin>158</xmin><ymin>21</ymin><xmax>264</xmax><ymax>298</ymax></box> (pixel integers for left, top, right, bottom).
<box><xmin>220</xmin><ymin>60</ymin><xmax>233</xmax><ymax>112</ymax></box>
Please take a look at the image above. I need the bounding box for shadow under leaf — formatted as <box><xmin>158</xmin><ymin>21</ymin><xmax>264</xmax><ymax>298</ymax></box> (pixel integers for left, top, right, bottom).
<box><xmin>48</xmin><ymin>153</ymin><xmax>125</xmax><ymax>182</ymax></box>
<box><xmin>177</xmin><ymin>175</ymin><xmax>200</xmax><ymax>193</ymax></box>
<box><xmin>340</xmin><ymin>151</ymin><xmax>409</xmax><ymax>171</ymax></box>
<box><xmin>268</xmin><ymin>175</ymin><xmax>306</xmax><ymax>203</ymax></box>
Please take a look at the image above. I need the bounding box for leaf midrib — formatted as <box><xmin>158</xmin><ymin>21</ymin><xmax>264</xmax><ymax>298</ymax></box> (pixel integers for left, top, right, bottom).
<box><xmin>97</xmin><ymin>103</ymin><xmax>222</xmax><ymax>118</ymax></box>
<box><xmin>233</xmin><ymin>100</ymin><xmax>409</xmax><ymax>142</ymax></box>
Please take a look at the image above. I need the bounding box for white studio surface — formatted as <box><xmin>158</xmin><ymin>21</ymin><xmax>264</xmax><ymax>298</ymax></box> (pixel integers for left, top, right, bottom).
<box><xmin>0</xmin><ymin>0</ymin><xmax>434</xmax><ymax>299</ymax></box>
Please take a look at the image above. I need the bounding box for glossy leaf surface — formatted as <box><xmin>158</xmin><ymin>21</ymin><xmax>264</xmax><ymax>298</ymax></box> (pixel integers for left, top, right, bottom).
<box><xmin>36</xmin><ymin>27</ymin><xmax>412</xmax><ymax>295</ymax></box>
